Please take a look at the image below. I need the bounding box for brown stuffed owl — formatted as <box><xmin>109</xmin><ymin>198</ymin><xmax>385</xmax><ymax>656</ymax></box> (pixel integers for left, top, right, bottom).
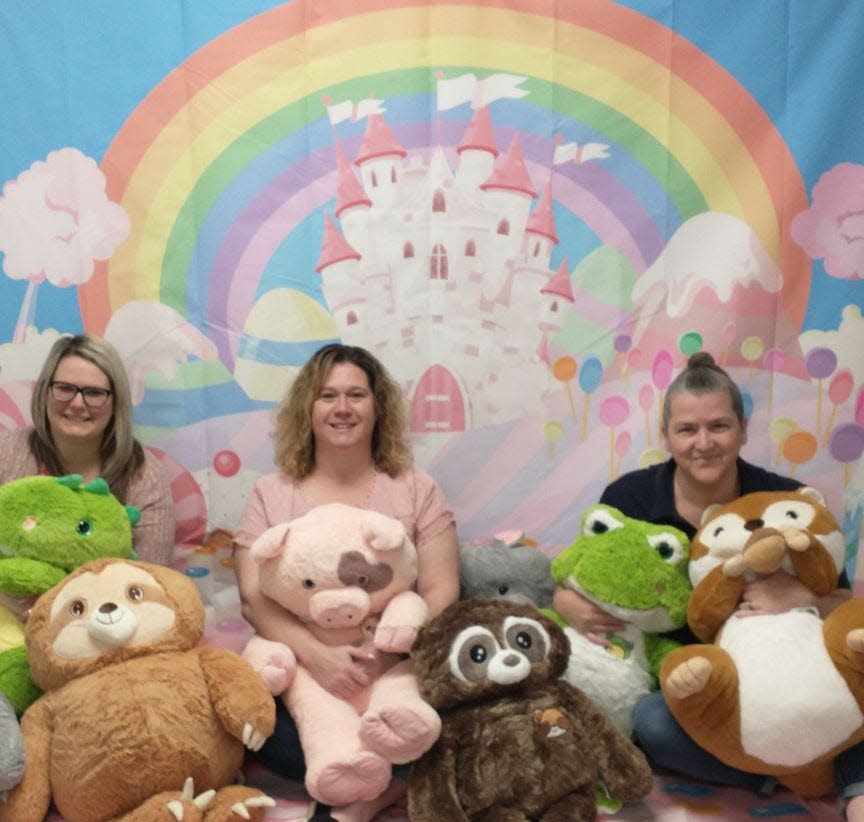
<box><xmin>660</xmin><ymin>488</ymin><xmax>864</xmax><ymax>797</ymax></box>
<box><xmin>0</xmin><ymin>558</ymin><xmax>277</xmax><ymax>822</ymax></box>
<box><xmin>407</xmin><ymin>598</ymin><xmax>653</xmax><ymax>821</ymax></box>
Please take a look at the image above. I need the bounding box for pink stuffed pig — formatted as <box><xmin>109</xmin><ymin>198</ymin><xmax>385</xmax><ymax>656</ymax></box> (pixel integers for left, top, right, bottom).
<box><xmin>242</xmin><ymin>503</ymin><xmax>440</xmax><ymax>806</ymax></box>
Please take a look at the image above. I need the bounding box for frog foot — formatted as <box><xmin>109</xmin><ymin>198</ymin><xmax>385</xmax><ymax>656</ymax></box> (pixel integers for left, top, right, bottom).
<box><xmin>664</xmin><ymin>656</ymin><xmax>712</xmax><ymax>700</ymax></box>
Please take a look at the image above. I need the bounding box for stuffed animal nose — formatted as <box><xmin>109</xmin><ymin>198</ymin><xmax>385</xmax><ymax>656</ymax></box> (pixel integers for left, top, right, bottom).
<box><xmin>310</xmin><ymin>588</ymin><xmax>370</xmax><ymax>628</ymax></box>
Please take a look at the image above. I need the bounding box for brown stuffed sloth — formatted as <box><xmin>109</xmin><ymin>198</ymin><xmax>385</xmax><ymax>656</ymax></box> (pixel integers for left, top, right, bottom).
<box><xmin>407</xmin><ymin>598</ymin><xmax>653</xmax><ymax>821</ymax></box>
<box><xmin>0</xmin><ymin>558</ymin><xmax>277</xmax><ymax>822</ymax></box>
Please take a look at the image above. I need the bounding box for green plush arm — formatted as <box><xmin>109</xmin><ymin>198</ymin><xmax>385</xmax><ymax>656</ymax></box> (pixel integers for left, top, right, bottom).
<box><xmin>0</xmin><ymin>559</ymin><xmax>66</xmax><ymax>598</ymax></box>
<box><xmin>644</xmin><ymin>633</ymin><xmax>681</xmax><ymax>683</ymax></box>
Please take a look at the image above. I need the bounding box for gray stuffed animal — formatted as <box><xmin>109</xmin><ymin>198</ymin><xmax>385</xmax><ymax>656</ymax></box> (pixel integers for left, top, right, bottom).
<box><xmin>459</xmin><ymin>530</ymin><xmax>554</xmax><ymax>609</ymax></box>
<box><xmin>0</xmin><ymin>693</ymin><xmax>24</xmax><ymax>802</ymax></box>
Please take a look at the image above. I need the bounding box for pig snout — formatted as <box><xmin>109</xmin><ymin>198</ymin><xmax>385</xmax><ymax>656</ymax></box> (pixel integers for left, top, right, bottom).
<box><xmin>310</xmin><ymin>587</ymin><xmax>371</xmax><ymax>628</ymax></box>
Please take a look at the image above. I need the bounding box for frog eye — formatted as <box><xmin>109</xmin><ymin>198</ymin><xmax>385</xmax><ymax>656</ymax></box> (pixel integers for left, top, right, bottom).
<box><xmin>648</xmin><ymin>532</ymin><xmax>686</xmax><ymax>565</ymax></box>
<box><xmin>583</xmin><ymin>508</ymin><xmax>625</xmax><ymax>537</ymax></box>
<box><xmin>76</xmin><ymin>518</ymin><xmax>93</xmax><ymax>536</ymax></box>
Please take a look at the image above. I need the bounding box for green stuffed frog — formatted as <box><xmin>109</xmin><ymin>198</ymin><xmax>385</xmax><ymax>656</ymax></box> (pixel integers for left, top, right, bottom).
<box><xmin>548</xmin><ymin>504</ymin><xmax>691</xmax><ymax>735</ymax></box>
<box><xmin>0</xmin><ymin>474</ymin><xmax>139</xmax><ymax>712</ymax></box>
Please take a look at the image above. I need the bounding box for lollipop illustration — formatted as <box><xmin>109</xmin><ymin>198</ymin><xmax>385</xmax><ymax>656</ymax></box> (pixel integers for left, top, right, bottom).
<box><xmin>829</xmin><ymin>422</ymin><xmax>864</xmax><ymax>488</ymax></box>
<box><xmin>770</xmin><ymin>416</ymin><xmax>799</xmax><ymax>465</ymax></box>
<box><xmin>782</xmin><ymin>429</ymin><xmax>818</xmax><ymax>478</ymax></box>
<box><xmin>678</xmin><ymin>331</ymin><xmax>702</xmax><ymax>357</ymax></box>
<box><xmin>638</xmin><ymin>383</ymin><xmax>655</xmax><ymax>446</ymax></box>
<box><xmin>740</xmin><ymin>335</ymin><xmax>764</xmax><ymax>379</ymax></box>
<box><xmin>552</xmin><ymin>355</ymin><xmax>579</xmax><ymax>423</ymax></box>
<box><xmin>543</xmin><ymin>419</ymin><xmax>565</xmax><ymax>458</ymax></box>
<box><xmin>614</xmin><ymin>334</ymin><xmax>633</xmax><ymax>382</ymax></box>
<box><xmin>599</xmin><ymin>395</ymin><xmax>631</xmax><ymax>481</ymax></box>
<box><xmin>651</xmin><ymin>348</ymin><xmax>673</xmax><ymax>441</ymax></box>
<box><xmin>578</xmin><ymin>356</ymin><xmax>604</xmax><ymax>441</ymax></box>
<box><xmin>805</xmin><ymin>347</ymin><xmax>839</xmax><ymax>437</ymax></box>
<box><xmin>823</xmin><ymin>368</ymin><xmax>854</xmax><ymax>447</ymax></box>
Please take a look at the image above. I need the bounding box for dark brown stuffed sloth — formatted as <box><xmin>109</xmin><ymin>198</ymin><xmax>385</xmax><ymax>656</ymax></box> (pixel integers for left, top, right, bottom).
<box><xmin>408</xmin><ymin>598</ymin><xmax>653</xmax><ymax>821</ymax></box>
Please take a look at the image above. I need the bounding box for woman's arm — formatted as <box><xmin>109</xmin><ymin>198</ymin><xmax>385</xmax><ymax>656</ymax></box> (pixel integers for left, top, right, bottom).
<box><xmin>415</xmin><ymin>522</ymin><xmax>460</xmax><ymax>618</ymax></box>
<box><xmin>234</xmin><ymin>542</ymin><xmax>374</xmax><ymax>699</ymax></box>
<box><xmin>126</xmin><ymin>453</ymin><xmax>175</xmax><ymax>565</ymax></box>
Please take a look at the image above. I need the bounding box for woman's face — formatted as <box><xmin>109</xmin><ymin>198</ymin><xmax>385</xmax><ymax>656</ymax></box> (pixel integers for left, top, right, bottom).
<box><xmin>46</xmin><ymin>355</ymin><xmax>114</xmax><ymax>444</ymax></box>
<box><xmin>311</xmin><ymin>362</ymin><xmax>376</xmax><ymax>453</ymax></box>
<box><xmin>662</xmin><ymin>390</ymin><xmax>747</xmax><ymax>490</ymax></box>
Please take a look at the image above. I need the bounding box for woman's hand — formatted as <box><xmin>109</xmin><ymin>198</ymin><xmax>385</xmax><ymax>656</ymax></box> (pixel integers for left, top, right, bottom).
<box><xmin>552</xmin><ymin>587</ymin><xmax>627</xmax><ymax>645</ymax></box>
<box><xmin>302</xmin><ymin>643</ymin><xmax>377</xmax><ymax>700</ymax></box>
<box><xmin>738</xmin><ymin>571</ymin><xmax>816</xmax><ymax>616</ymax></box>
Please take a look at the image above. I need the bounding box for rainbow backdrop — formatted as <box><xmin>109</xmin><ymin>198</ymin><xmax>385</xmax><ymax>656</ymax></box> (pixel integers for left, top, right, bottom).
<box><xmin>84</xmin><ymin>0</ymin><xmax>810</xmax><ymax>368</ymax></box>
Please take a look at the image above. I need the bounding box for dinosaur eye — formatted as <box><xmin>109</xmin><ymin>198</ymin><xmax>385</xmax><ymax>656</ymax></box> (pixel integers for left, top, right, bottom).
<box><xmin>69</xmin><ymin>600</ymin><xmax>86</xmax><ymax>616</ymax></box>
<box><xmin>302</xmin><ymin>579</ymin><xmax>316</xmax><ymax>589</ymax></box>
<box><xmin>583</xmin><ymin>508</ymin><xmax>625</xmax><ymax>537</ymax></box>
<box><xmin>591</xmin><ymin>521</ymin><xmax>608</xmax><ymax>534</ymax></box>
<box><xmin>127</xmin><ymin>585</ymin><xmax>144</xmax><ymax>601</ymax></box>
<box><xmin>76</xmin><ymin>518</ymin><xmax>93</xmax><ymax>536</ymax></box>
<box><xmin>497</xmin><ymin>584</ymin><xmax>509</xmax><ymax>595</ymax></box>
<box><xmin>648</xmin><ymin>532</ymin><xmax>686</xmax><ymax>565</ymax></box>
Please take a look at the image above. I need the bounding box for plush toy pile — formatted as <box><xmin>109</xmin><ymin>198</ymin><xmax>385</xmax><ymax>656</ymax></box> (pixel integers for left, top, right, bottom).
<box><xmin>0</xmin><ymin>558</ymin><xmax>276</xmax><ymax>822</ymax></box>
<box><xmin>242</xmin><ymin>502</ymin><xmax>440</xmax><ymax>809</ymax></box>
<box><xmin>407</xmin><ymin>597</ymin><xmax>654</xmax><ymax>821</ymax></box>
<box><xmin>549</xmin><ymin>504</ymin><xmax>692</xmax><ymax>734</ymax></box>
<box><xmin>660</xmin><ymin>488</ymin><xmax>864</xmax><ymax>797</ymax></box>
<box><xmin>459</xmin><ymin>529</ymin><xmax>554</xmax><ymax>609</ymax></box>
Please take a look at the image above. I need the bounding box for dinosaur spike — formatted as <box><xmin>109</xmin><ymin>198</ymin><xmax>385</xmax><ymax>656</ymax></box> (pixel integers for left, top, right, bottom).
<box><xmin>126</xmin><ymin>505</ymin><xmax>142</xmax><ymax>527</ymax></box>
<box><xmin>56</xmin><ymin>474</ymin><xmax>84</xmax><ymax>490</ymax></box>
<box><xmin>84</xmin><ymin>478</ymin><xmax>111</xmax><ymax>496</ymax></box>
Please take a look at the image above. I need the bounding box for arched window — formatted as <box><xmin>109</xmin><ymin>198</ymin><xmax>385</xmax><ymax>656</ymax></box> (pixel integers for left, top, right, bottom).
<box><xmin>533</xmin><ymin>240</ymin><xmax>541</xmax><ymax>256</ymax></box>
<box><xmin>346</xmin><ymin>311</ymin><xmax>358</xmax><ymax>325</ymax></box>
<box><xmin>432</xmin><ymin>190</ymin><xmax>446</xmax><ymax>212</ymax></box>
<box><xmin>549</xmin><ymin>300</ymin><xmax>559</xmax><ymax>313</ymax></box>
<box><xmin>391</xmin><ymin>166</ymin><xmax>397</xmax><ymax>183</ymax></box>
<box><xmin>370</xmin><ymin>170</ymin><xmax>378</xmax><ymax>187</ymax></box>
<box><xmin>464</xmin><ymin>239</ymin><xmax>476</xmax><ymax>257</ymax></box>
<box><xmin>497</xmin><ymin>218</ymin><xmax>509</xmax><ymax>235</ymax></box>
<box><xmin>430</xmin><ymin>243</ymin><xmax>448</xmax><ymax>279</ymax></box>
<box><xmin>403</xmin><ymin>241</ymin><xmax>415</xmax><ymax>258</ymax></box>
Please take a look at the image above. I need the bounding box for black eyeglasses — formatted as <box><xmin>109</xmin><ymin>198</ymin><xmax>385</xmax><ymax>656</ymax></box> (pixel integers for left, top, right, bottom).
<box><xmin>49</xmin><ymin>381</ymin><xmax>113</xmax><ymax>408</ymax></box>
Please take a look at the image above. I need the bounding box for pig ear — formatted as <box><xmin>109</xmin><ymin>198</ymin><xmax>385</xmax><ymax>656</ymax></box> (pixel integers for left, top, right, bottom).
<box><xmin>250</xmin><ymin>522</ymin><xmax>291</xmax><ymax>560</ymax></box>
<box><xmin>361</xmin><ymin>511</ymin><xmax>408</xmax><ymax>552</ymax></box>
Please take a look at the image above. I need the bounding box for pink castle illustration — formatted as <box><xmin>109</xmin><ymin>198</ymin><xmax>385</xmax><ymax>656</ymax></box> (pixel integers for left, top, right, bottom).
<box><xmin>315</xmin><ymin>106</ymin><xmax>574</xmax><ymax>433</ymax></box>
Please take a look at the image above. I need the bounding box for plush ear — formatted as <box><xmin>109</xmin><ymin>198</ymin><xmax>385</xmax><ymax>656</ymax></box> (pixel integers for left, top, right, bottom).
<box><xmin>361</xmin><ymin>510</ymin><xmax>408</xmax><ymax>552</ymax></box>
<box><xmin>250</xmin><ymin>522</ymin><xmax>291</xmax><ymax>560</ymax></box>
<box><xmin>797</xmin><ymin>486</ymin><xmax>826</xmax><ymax>506</ymax></box>
<box><xmin>701</xmin><ymin>503</ymin><xmax>723</xmax><ymax>525</ymax></box>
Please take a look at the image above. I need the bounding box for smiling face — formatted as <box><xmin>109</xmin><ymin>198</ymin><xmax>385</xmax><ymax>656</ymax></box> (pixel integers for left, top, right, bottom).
<box><xmin>311</xmin><ymin>362</ymin><xmax>376</xmax><ymax>454</ymax></box>
<box><xmin>46</xmin><ymin>355</ymin><xmax>114</xmax><ymax>446</ymax></box>
<box><xmin>662</xmin><ymin>390</ymin><xmax>747</xmax><ymax>492</ymax></box>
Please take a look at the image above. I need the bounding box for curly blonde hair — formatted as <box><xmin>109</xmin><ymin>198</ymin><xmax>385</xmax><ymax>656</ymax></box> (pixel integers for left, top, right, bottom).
<box><xmin>274</xmin><ymin>344</ymin><xmax>412</xmax><ymax>478</ymax></box>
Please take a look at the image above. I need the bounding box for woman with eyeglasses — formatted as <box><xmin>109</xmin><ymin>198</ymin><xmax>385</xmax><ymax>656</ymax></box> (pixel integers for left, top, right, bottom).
<box><xmin>0</xmin><ymin>334</ymin><xmax>175</xmax><ymax>565</ymax></box>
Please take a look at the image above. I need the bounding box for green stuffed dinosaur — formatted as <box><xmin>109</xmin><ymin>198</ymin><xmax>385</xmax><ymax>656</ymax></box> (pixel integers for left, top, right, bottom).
<box><xmin>0</xmin><ymin>474</ymin><xmax>139</xmax><ymax>713</ymax></box>
<box><xmin>548</xmin><ymin>504</ymin><xmax>692</xmax><ymax>736</ymax></box>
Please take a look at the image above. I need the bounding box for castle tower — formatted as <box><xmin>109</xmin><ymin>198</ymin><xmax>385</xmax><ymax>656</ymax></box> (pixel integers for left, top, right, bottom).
<box><xmin>539</xmin><ymin>256</ymin><xmax>575</xmax><ymax>335</ymax></box>
<box><xmin>354</xmin><ymin>113</ymin><xmax>407</xmax><ymax>208</ymax></box>
<box><xmin>524</xmin><ymin>177</ymin><xmax>558</xmax><ymax>269</ymax></box>
<box><xmin>315</xmin><ymin>212</ymin><xmax>364</xmax><ymax>331</ymax></box>
<box><xmin>455</xmin><ymin>105</ymin><xmax>499</xmax><ymax>189</ymax></box>
<box><xmin>334</xmin><ymin>140</ymin><xmax>372</xmax><ymax>251</ymax></box>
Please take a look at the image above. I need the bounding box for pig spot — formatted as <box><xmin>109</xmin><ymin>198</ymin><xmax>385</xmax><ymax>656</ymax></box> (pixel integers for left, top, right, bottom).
<box><xmin>338</xmin><ymin>551</ymin><xmax>393</xmax><ymax>592</ymax></box>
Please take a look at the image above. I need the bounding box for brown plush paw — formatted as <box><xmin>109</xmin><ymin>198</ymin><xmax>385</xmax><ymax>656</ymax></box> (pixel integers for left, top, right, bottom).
<box><xmin>848</xmin><ymin>628</ymin><xmax>864</xmax><ymax>654</ymax></box>
<box><xmin>664</xmin><ymin>656</ymin><xmax>712</xmax><ymax>700</ymax></box>
<box><xmin>202</xmin><ymin>786</ymin><xmax>275</xmax><ymax>821</ymax></box>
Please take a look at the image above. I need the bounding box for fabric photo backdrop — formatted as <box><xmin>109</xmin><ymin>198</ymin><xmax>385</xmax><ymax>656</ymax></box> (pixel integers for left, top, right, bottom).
<box><xmin>1</xmin><ymin>0</ymin><xmax>863</xmax><ymax>583</ymax></box>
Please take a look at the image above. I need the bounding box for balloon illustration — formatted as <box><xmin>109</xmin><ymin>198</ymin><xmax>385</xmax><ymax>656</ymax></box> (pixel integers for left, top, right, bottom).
<box><xmin>857</xmin><ymin>385</ymin><xmax>864</xmax><ymax>427</ymax></box>
<box><xmin>678</xmin><ymin>331</ymin><xmax>702</xmax><ymax>357</ymax></box>
<box><xmin>805</xmin><ymin>347</ymin><xmax>838</xmax><ymax>437</ymax></box>
<box><xmin>639</xmin><ymin>383</ymin><xmax>655</xmax><ymax>446</ymax></box>
<box><xmin>600</xmin><ymin>395</ymin><xmax>630</xmax><ymax>482</ymax></box>
<box><xmin>543</xmin><ymin>419</ymin><xmax>565</xmax><ymax>458</ymax></box>
<box><xmin>823</xmin><ymin>368</ymin><xmax>854</xmax><ymax>447</ymax></box>
<box><xmin>578</xmin><ymin>356</ymin><xmax>604</xmax><ymax>441</ymax></box>
<box><xmin>740</xmin><ymin>336</ymin><xmax>764</xmax><ymax>378</ymax></box>
<box><xmin>552</xmin><ymin>355</ymin><xmax>579</xmax><ymax>423</ymax></box>
<box><xmin>828</xmin><ymin>422</ymin><xmax>864</xmax><ymax>488</ymax></box>
<box><xmin>781</xmin><ymin>429</ymin><xmax>818</xmax><ymax>477</ymax></box>
<box><xmin>213</xmin><ymin>449</ymin><xmax>241</xmax><ymax>477</ymax></box>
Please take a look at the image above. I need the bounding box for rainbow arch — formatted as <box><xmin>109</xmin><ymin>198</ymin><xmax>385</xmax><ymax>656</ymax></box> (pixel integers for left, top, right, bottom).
<box><xmin>85</xmin><ymin>0</ymin><xmax>809</xmax><ymax>367</ymax></box>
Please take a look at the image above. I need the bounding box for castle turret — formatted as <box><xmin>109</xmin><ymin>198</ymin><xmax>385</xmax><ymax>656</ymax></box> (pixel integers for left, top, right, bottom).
<box><xmin>354</xmin><ymin>113</ymin><xmax>407</xmax><ymax>208</ymax></box>
<box><xmin>524</xmin><ymin>178</ymin><xmax>558</xmax><ymax>268</ymax></box>
<box><xmin>334</xmin><ymin>140</ymin><xmax>372</xmax><ymax>250</ymax></box>
<box><xmin>539</xmin><ymin>257</ymin><xmax>575</xmax><ymax>334</ymax></box>
<box><xmin>316</xmin><ymin>212</ymin><xmax>363</xmax><ymax>324</ymax></box>
<box><xmin>456</xmin><ymin>105</ymin><xmax>498</xmax><ymax>189</ymax></box>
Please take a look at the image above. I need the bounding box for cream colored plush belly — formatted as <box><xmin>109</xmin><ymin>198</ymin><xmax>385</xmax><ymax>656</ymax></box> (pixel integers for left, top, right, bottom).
<box><xmin>719</xmin><ymin>610</ymin><xmax>863</xmax><ymax>766</ymax></box>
